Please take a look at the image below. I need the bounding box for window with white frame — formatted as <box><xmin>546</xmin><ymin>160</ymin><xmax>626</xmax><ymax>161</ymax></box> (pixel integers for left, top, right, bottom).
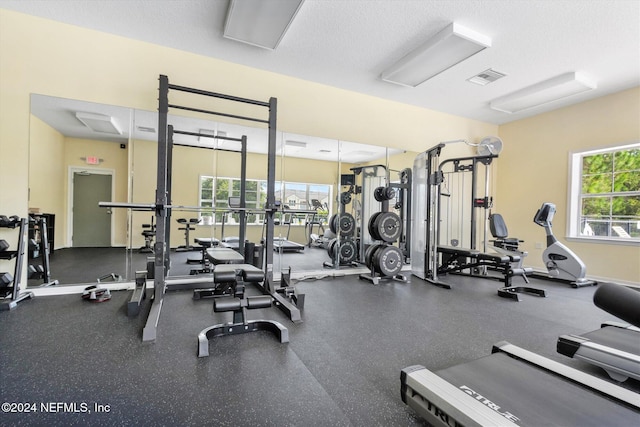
<box><xmin>568</xmin><ymin>142</ymin><xmax>640</xmax><ymax>242</ymax></box>
<box><xmin>199</xmin><ymin>176</ymin><xmax>332</xmax><ymax>225</ymax></box>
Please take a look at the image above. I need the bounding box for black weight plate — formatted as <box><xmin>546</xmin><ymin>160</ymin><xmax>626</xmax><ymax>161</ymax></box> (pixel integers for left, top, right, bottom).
<box><xmin>385</xmin><ymin>187</ymin><xmax>396</xmax><ymax>200</ymax></box>
<box><xmin>328</xmin><ymin>214</ymin><xmax>339</xmax><ymax>235</ymax></box>
<box><xmin>375</xmin><ymin>245</ymin><xmax>403</xmax><ymax>277</ymax></box>
<box><xmin>338</xmin><ymin>239</ymin><xmax>357</xmax><ymax>264</ymax></box>
<box><xmin>340</xmin><ymin>191</ymin><xmax>352</xmax><ymax>206</ymax></box>
<box><xmin>364</xmin><ymin>244</ymin><xmax>378</xmax><ymax>269</ymax></box>
<box><xmin>374</xmin><ymin>186</ymin><xmax>396</xmax><ymax>202</ymax></box>
<box><xmin>368</xmin><ymin>212</ymin><xmax>382</xmax><ymax>240</ymax></box>
<box><xmin>327</xmin><ymin>238</ymin><xmax>338</xmax><ymax>259</ymax></box>
<box><xmin>377</xmin><ymin>211</ymin><xmax>402</xmax><ymax>243</ymax></box>
<box><xmin>339</xmin><ymin>213</ymin><xmax>355</xmax><ymax>236</ymax></box>
<box><xmin>373</xmin><ymin>187</ymin><xmax>385</xmax><ymax>202</ymax></box>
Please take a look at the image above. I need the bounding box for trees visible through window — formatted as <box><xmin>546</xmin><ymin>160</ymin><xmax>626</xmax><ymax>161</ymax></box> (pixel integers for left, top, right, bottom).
<box><xmin>570</xmin><ymin>143</ymin><xmax>640</xmax><ymax>241</ymax></box>
<box><xmin>199</xmin><ymin>176</ymin><xmax>331</xmax><ymax>225</ymax></box>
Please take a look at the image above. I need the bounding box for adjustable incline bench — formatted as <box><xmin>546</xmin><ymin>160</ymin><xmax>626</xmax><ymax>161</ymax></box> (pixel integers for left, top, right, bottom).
<box><xmin>557</xmin><ymin>282</ymin><xmax>640</xmax><ymax>382</ymax></box>
<box><xmin>192</xmin><ymin>247</ymin><xmax>257</xmax><ymax>299</ymax></box>
<box><xmin>188</xmin><ymin>237</ymin><xmax>220</xmax><ymax>273</ymax></box>
<box><xmin>196</xmin><ymin>246</ymin><xmax>289</xmax><ymax>356</ymax></box>
<box><xmin>437</xmin><ymin>245</ymin><xmax>545</xmax><ymax>300</ymax></box>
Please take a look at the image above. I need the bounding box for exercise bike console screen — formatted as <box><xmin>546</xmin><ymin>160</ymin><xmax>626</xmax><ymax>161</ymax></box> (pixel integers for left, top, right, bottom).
<box><xmin>534</xmin><ymin>202</ymin><xmax>555</xmax><ymax>225</ymax></box>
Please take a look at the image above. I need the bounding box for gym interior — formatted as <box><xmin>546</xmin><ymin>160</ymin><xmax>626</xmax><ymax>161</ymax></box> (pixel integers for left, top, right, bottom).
<box><xmin>1</xmin><ymin>2</ymin><xmax>639</xmax><ymax>426</ymax></box>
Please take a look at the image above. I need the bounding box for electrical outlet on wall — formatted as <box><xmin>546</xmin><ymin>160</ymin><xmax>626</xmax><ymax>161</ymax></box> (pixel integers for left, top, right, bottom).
<box><xmin>535</xmin><ymin>242</ymin><xmax>543</xmax><ymax>249</ymax></box>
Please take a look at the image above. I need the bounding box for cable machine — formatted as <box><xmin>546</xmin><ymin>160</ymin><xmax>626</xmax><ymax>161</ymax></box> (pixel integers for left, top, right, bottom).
<box><xmin>411</xmin><ymin>138</ymin><xmax>542</xmax><ymax>299</ymax></box>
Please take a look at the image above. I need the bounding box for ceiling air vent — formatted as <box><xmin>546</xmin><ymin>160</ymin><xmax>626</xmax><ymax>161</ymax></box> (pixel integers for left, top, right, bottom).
<box><xmin>467</xmin><ymin>69</ymin><xmax>506</xmax><ymax>86</ymax></box>
<box><xmin>137</xmin><ymin>126</ymin><xmax>156</xmax><ymax>133</ymax></box>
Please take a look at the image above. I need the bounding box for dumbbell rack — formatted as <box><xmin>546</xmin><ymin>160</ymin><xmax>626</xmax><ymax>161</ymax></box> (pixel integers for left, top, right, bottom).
<box><xmin>0</xmin><ymin>217</ymin><xmax>34</xmax><ymax>310</ymax></box>
<box><xmin>27</xmin><ymin>215</ymin><xmax>58</xmax><ymax>287</ymax></box>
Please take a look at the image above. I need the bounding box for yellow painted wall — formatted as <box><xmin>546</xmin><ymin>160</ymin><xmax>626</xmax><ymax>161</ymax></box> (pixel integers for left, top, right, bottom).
<box><xmin>3</xmin><ymin>9</ymin><xmax>636</xmax><ymax>284</ymax></box>
<box><xmin>28</xmin><ymin>116</ymin><xmax>65</xmax><ymax>249</ymax></box>
<box><xmin>0</xmin><ymin>8</ymin><xmax>496</xmax><ymax>215</ymax></box>
<box><xmin>498</xmin><ymin>87</ymin><xmax>640</xmax><ymax>283</ymax></box>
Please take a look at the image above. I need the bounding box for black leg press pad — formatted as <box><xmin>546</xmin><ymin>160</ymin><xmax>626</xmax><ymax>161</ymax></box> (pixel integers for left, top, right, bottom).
<box><xmin>213</xmin><ymin>264</ymin><xmax>265</xmax><ymax>283</ymax></box>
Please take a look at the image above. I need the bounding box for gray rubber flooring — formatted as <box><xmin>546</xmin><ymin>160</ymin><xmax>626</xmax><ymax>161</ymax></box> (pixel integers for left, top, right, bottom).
<box><xmin>3</xmin><ymin>272</ymin><xmax>639</xmax><ymax>426</ymax></box>
<box><xmin>30</xmin><ymin>246</ymin><xmax>331</xmax><ymax>286</ymax></box>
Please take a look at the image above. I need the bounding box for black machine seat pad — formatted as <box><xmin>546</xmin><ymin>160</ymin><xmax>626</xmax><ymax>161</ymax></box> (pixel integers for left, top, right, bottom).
<box><xmin>581</xmin><ymin>325</ymin><xmax>640</xmax><ymax>356</ymax></box>
<box><xmin>438</xmin><ymin>245</ymin><xmax>512</xmax><ymax>263</ymax></box>
<box><xmin>194</xmin><ymin>237</ymin><xmax>219</xmax><ymax>247</ymax></box>
<box><xmin>436</xmin><ymin>352</ymin><xmax>638</xmax><ymax>426</ymax></box>
<box><xmin>206</xmin><ymin>247</ymin><xmax>244</xmax><ymax>264</ymax></box>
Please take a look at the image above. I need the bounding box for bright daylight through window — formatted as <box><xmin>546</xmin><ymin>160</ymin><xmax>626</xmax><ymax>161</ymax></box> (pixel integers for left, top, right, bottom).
<box><xmin>569</xmin><ymin>142</ymin><xmax>640</xmax><ymax>242</ymax></box>
<box><xmin>199</xmin><ymin>176</ymin><xmax>331</xmax><ymax>225</ymax></box>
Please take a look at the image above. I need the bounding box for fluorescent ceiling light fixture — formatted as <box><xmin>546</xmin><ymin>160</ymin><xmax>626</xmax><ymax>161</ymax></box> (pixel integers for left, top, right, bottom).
<box><xmin>490</xmin><ymin>72</ymin><xmax>597</xmax><ymax>113</ymax></box>
<box><xmin>75</xmin><ymin>112</ymin><xmax>122</xmax><ymax>135</ymax></box>
<box><xmin>381</xmin><ymin>22</ymin><xmax>491</xmax><ymax>87</ymax></box>
<box><xmin>224</xmin><ymin>0</ymin><xmax>305</xmax><ymax>50</ymax></box>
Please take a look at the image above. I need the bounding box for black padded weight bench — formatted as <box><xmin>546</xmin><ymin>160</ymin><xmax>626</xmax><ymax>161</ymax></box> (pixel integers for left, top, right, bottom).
<box><xmin>188</xmin><ymin>237</ymin><xmax>220</xmax><ymax>273</ymax></box>
<box><xmin>437</xmin><ymin>245</ymin><xmax>545</xmax><ymax>301</ymax></box>
<box><xmin>206</xmin><ymin>247</ymin><xmax>244</xmax><ymax>265</ymax></box>
<box><xmin>220</xmin><ymin>236</ymin><xmax>240</xmax><ymax>250</ymax></box>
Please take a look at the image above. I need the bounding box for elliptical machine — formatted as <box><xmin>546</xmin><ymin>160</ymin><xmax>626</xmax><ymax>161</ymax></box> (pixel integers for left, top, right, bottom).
<box><xmin>532</xmin><ymin>202</ymin><xmax>596</xmax><ymax>287</ymax></box>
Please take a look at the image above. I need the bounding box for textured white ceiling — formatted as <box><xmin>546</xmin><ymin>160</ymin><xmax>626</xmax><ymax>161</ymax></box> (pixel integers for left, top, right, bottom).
<box><xmin>3</xmin><ymin>0</ymin><xmax>639</xmax><ymax>125</ymax></box>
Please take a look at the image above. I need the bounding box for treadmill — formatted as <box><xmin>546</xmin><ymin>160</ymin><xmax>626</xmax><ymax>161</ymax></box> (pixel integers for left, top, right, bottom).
<box><xmin>557</xmin><ymin>282</ymin><xmax>640</xmax><ymax>382</ymax></box>
<box><xmin>272</xmin><ymin>211</ymin><xmax>305</xmax><ymax>253</ymax></box>
<box><xmin>401</xmin><ymin>341</ymin><xmax>640</xmax><ymax>427</ymax></box>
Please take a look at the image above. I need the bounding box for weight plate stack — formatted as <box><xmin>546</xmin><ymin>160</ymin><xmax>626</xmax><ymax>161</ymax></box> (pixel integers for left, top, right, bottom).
<box><xmin>369</xmin><ymin>211</ymin><xmax>401</xmax><ymax>243</ymax></box>
<box><xmin>373</xmin><ymin>245</ymin><xmax>403</xmax><ymax>277</ymax></box>
<box><xmin>337</xmin><ymin>239</ymin><xmax>357</xmax><ymax>264</ymax></box>
<box><xmin>374</xmin><ymin>186</ymin><xmax>396</xmax><ymax>202</ymax></box>
<box><xmin>338</xmin><ymin>213</ymin><xmax>355</xmax><ymax>236</ymax></box>
<box><xmin>364</xmin><ymin>244</ymin><xmax>381</xmax><ymax>270</ymax></box>
<box><xmin>328</xmin><ymin>238</ymin><xmax>357</xmax><ymax>265</ymax></box>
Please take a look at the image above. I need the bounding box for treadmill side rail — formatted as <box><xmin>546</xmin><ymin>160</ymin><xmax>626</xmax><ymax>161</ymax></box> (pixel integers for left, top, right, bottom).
<box><xmin>558</xmin><ymin>334</ymin><xmax>640</xmax><ymax>382</ymax></box>
<box><xmin>601</xmin><ymin>321</ymin><xmax>640</xmax><ymax>333</ymax></box>
<box><xmin>492</xmin><ymin>341</ymin><xmax>640</xmax><ymax>410</ymax></box>
<box><xmin>400</xmin><ymin>365</ymin><xmax>520</xmax><ymax>427</ymax></box>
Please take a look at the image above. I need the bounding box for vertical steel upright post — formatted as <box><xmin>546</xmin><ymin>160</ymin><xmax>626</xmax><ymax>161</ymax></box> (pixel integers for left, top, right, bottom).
<box><xmin>144</xmin><ymin>74</ymin><xmax>169</xmax><ymax>342</ymax></box>
<box><xmin>238</xmin><ymin>135</ymin><xmax>247</xmax><ymax>256</ymax></box>
<box><xmin>264</xmin><ymin>97</ymin><xmax>277</xmax><ymax>293</ymax></box>
<box><xmin>470</xmin><ymin>158</ymin><xmax>478</xmax><ymax>250</ymax></box>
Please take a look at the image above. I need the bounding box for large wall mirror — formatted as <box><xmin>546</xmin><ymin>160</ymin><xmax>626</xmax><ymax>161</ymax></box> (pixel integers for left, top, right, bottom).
<box><xmin>28</xmin><ymin>94</ymin><xmax>416</xmax><ymax>287</ymax></box>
